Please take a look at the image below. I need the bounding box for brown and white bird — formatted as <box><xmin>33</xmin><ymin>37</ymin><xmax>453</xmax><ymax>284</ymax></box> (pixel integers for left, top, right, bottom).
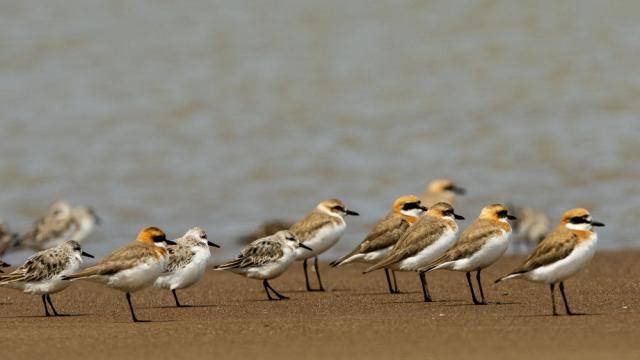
<box><xmin>62</xmin><ymin>227</ymin><xmax>175</xmax><ymax>322</ymax></box>
<box><xmin>290</xmin><ymin>199</ymin><xmax>359</xmax><ymax>292</ymax></box>
<box><xmin>20</xmin><ymin>201</ymin><xmax>76</xmax><ymax>251</ymax></box>
<box><xmin>70</xmin><ymin>205</ymin><xmax>101</xmax><ymax>243</ymax></box>
<box><xmin>364</xmin><ymin>202</ymin><xmax>464</xmax><ymax>302</ymax></box>
<box><xmin>495</xmin><ymin>208</ymin><xmax>604</xmax><ymax>315</ymax></box>
<box><xmin>0</xmin><ymin>240</ymin><xmax>94</xmax><ymax>316</ymax></box>
<box><xmin>422</xmin><ymin>204</ymin><xmax>516</xmax><ymax>304</ymax></box>
<box><xmin>420</xmin><ymin>179</ymin><xmax>466</xmax><ymax>207</ymax></box>
<box><xmin>330</xmin><ymin>195</ymin><xmax>427</xmax><ymax>293</ymax></box>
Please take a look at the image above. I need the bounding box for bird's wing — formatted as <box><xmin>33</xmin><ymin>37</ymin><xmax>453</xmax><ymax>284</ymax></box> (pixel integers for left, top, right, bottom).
<box><xmin>164</xmin><ymin>245</ymin><xmax>194</xmax><ymax>273</ymax></box>
<box><xmin>289</xmin><ymin>211</ymin><xmax>336</xmax><ymax>243</ymax></box>
<box><xmin>65</xmin><ymin>244</ymin><xmax>159</xmax><ymax>279</ymax></box>
<box><xmin>508</xmin><ymin>228</ymin><xmax>577</xmax><ymax>275</ymax></box>
<box><xmin>0</xmin><ymin>248</ymin><xmax>68</xmax><ymax>283</ymax></box>
<box><xmin>427</xmin><ymin>220</ymin><xmax>503</xmax><ymax>269</ymax></box>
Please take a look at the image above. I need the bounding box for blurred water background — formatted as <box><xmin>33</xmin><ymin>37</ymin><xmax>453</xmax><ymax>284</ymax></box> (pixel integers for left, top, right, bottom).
<box><xmin>1</xmin><ymin>0</ymin><xmax>639</xmax><ymax>263</ymax></box>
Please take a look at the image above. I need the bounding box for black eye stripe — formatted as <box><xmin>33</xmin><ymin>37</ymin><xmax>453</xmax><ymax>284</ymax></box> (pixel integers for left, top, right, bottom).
<box><xmin>497</xmin><ymin>210</ymin><xmax>508</xmax><ymax>217</ymax></box>
<box><xmin>569</xmin><ymin>217</ymin><xmax>589</xmax><ymax>224</ymax></box>
<box><xmin>402</xmin><ymin>202</ymin><xmax>420</xmax><ymax>210</ymax></box>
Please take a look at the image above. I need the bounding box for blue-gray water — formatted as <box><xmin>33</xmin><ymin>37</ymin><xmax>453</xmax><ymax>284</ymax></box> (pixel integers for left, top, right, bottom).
<box><xmin>1</xmin><ymin>1</ymin><xmax>639</xmax><ymax>263</ymax></box>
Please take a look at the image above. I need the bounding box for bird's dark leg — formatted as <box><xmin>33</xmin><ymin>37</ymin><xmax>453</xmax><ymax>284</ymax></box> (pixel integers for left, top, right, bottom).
<box><xmin>384</xmin><ymin>268</ymin><xmax>394</xmax><ymax>293</ymax></box>
<box><xmin>550</xmin><ymin>283</ymin><xmax>558</xmax><ymax>316</ymax></box>
<box><xmin>313</xmin><ymin>257</ymin><xmax>325</xmax><ymax>291</ymax></box>
<box><xmin>466</xmin><ymin>272</ymin><xmax>481</xmax><ymax>304</ymax></box>
<box><xmin>42</xmin><ymin>294</ymin><xmax>51</xmax><ymax>317</ymax></box>
<box><xmin>303</xmin><ymin>259</ymin><xmax>312</xmax><ymax>291</ymax></box>
<box><xmin>265</xmin><ymin>280</ymin><xmax>289</xmax><ymax>300</ymax></box>
<box><xmin>476</xmin><ymin>270</ymin><xmax>487</xmax><ymax>304</ymax></box>
<box><xmin>559</xmin><ymin>282</ymin><xmax>575</xmax><ymax>315</ymax></box>
<box><xmin>419</xmin><ymin>271</ymin><xmax>432</xmax><ymax>302</ymax></box>
<box><xmin>263</xmin><ymin>279</ymin><xmax>274</xmax><ymax>300</ymax></box>
<box><xmin>45</xmin><ymin>294</ymin><xmax>61</xmax><ymax>316</ymax></box>
<box><xmin>126</xmin><ymin>292</ymin><xmax>141</xmax><ymax>322</ymax></box>
<box><xmin>392</xmin><ymin>270</ymin><xmax>400</xmax><ymax>293</ymax></box>
<box><xmin>172</xmin><ymin>289</ymin><xmax>185</xmax><ymax>307</ymax></box>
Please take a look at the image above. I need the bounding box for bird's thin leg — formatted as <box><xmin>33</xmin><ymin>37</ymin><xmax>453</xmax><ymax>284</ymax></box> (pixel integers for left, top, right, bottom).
<box><xmin>559</xmin><ymin>282</ymin><xmax>575</xmax><ymax>315</ymax></box>
<box><xmin>126</xmin><ymin>292</ymin><xmax>140</xmax><ymax>322</ymax></box>
<box><xmin>172</xmin><ymin>289</ymin><xmax>184</xmax><ymax>307</ymax></box>
<box><xmin>45</xmin><ymin>294</ymin><xmax>60</xmax><ymax>316</ymax></box>
<box><xmin>466</xmin><ymin>272</ymin><xmax>481</xmax><ymax>304</ymax></box>
<box><xmin>419</xmin><ymin>271</ymin><xmax>432</xmax><ymax>302</ymax></box>
<box><xmin>384</xmin><ymin>269</ymin><xmax>394</xmax><ymax>294</ymax></box>
<box><xmin>303</xmin><ymin>259</ymin><xmax>312</xmax><ymax>291</ymax></box>
<box><xmin>42</xmin><ymin>295</ymin><xmax>51</xmax><ymax>317</ymax></box>
<box><xmin>392</xmin><ymin>270</ymin><xmax>400</xmax><ymax>293</ymax></box>
<box><xmin>550</xmin><ymin>283</ymin><xmax>558</xmax><ymax>316</ymax></box>
<box><xmin>263</xmin><ymin>279</ymin><xmax>275</xmax><ymax>300</ymax></box>
<box><xmin>476</xmin><ymin>270</ymin><xmax>487</xmax><ymax>304</ymax></box>
<box><xmin>265</xmin><ymin>280</ymin><xmax>289</xmax><ymax>300</ymax></box>
<box><xmin>313</xmin><ymin>257</ymin><xmax>325</xmax><ymax>292</ymax></box>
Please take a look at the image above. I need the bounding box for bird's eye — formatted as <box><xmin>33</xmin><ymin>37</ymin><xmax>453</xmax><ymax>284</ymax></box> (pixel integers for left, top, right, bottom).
<box><xmin>570</xmin><ymin>216</ymin><xmax>588</xmax><ymax>224</ymax></box>
<box><xmin>497</xmin><ymin>210</ymin><xmax>508</xmax><ymax>217</ymax></box>
<box><xmin>333</xmin><ymin>206</ymin><xmax>345</xmax><ymax>212</ymax></box>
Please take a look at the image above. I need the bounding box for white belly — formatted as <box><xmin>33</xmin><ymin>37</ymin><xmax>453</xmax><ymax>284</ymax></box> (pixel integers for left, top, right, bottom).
<box><xmin>526</xmin><ymin>236</ymin><xmax>597</xmax><ymax>283</ymax></box>
<box><xmin>450</xmin><ymin>232</ymin><xmax>511</xmax><ymax>272</ymax></box>
<box><xmin>238</xmin><ymin>247</ymin><xmax>296</xmax><ymax>280</ymax></box>
<box><xmin>155</xmin><ymin>250</ymin><xmax>210</xmax><ymax>290</ymax></box>
<box><xmin>393</xmin><ymin>229</ymin><xmax>457</xmax><ymax>271</ymax></box>
<box><xmin>104</xmin><ymin>259</ymin><xmax>165</xmax><ymax>293</ymax></box>
<box><xmin>295</xmin><ymin>223</ymin><xmax>346</xmax><ymax>260</ymax></box>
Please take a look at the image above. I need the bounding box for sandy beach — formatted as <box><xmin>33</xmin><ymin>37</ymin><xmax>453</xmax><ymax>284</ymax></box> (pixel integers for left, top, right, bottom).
<box><xmin>0</xmin><ymin>251</ymin><xmax>638</xmax><ymax>359</ymax></box>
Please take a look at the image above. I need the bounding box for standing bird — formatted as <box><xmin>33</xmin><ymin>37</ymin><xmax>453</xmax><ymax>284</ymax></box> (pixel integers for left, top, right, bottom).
<box><xmin>290</xmin><ymin>199</ymin><xmax>359</xmax><ymax>292</ymax></box>
<box><xmin>0</xmin><ymin>240</ymin><xmax>94</xmax><ymax>316</ymax></box>
<box><xmin>422</xmin><ymin>204</ymin><xmax>516</xmax><ymax>304</ymax></box>
<box><xmin>364</xmin><ymin>202</ymin><xmax>464</xmax><ymax>302</ymax></box>
<box><xmin>20</xmin><ymin>201</ymin><xmax>76</xmax><ymax>251</ymax></box>
<box><xmin>420</xmin><ymin>179</ymin><xmax>466</xmax><ymax>207</ymax></box>
<box><xmin>330</xmin><ymin>195</ymin><xmax>427</xmax><ymax>293</ymax></box>
<box><xmin>62</xmin><ymin>227</ymin><xmax>175</xmax><ymax>322</ymax></box>
<box><xmin>495</xmin><ymin>208</ymin><xmax>604</xmax><ymax>315</ymax></box>
<box><xmin>213</xmin><ymin>230</ymin><xmax>312</xmax><ymax>300</ymax></box>
<box><xmin>70</xmin><ymin>205</ymin><xmax>101</xmax><ymax>243</ymax></box>
<box><xmin>154</xmin><ymin>227</ymin><xmax>220</xmax><ymax>307</ymax></box>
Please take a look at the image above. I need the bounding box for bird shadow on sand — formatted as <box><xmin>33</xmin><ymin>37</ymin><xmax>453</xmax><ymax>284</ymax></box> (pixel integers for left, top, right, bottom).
<box><xmin>509</xmin><ymin>312</ymin><xmax>601</xmax><ymax>318</ymax></box>
<box><xmin>151</xmin><ymin>304</ymin><xmax>221</xmax><ymax>309</ymax></box>
<box><xmin>0</xmin><ymin>313</ymin><xmax>91</xmax><ymax>319</ymax></box>
<box><xmin>441</xmin><ymin>300</ymin><xmax>519</xmax><ymax>307</ymax></box>
<box><xmin>112</xmin><ymin>319</ymin><xmax>176</xmax><ymax>324</ymax></box>
<box><xmin>380</xmin><ymin>299</ymin><xmax>452</xmax><ymax>305</ymax></box>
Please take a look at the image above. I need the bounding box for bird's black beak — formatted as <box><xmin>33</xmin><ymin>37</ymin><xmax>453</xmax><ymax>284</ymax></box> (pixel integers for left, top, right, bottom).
<box><xmin>591</xmin><ymin>221</ymin><xmax>605</xmax><ymax>227</ymax></box>
<box><xmin>345</xmin><ymin>209</ymin><xmax>360</xmax><ymax>216</ymax></box>
<box><xmin>164</xmin><ymin>239</ymin><xmax>177</xmax><ymax>245</ymax></box>
<box><xmin>81</xmin><ymin>251</ymin><xmax>94</xmax><ymax>258</ymax></box>
<box><xmin>299</xmin><ymin>243</ymin><xmax>313</xmax><ymax>251</ymax></box>
<box><xmin>419</xmin><ymin>205</ymin><xmax>428</xmax><ymax>211</ymax></box>
<box><xmin>454</xmin><ymin>213</ymin><xmax>465</xmax><ymax>220</ymax></box>
<box><xmin>207</xmin><ymin>241</ymin><xmax>221</xmax><ymax>248</ymax></box>
<box><xmin>452</xmin><ymin>186</ymin><xmax>467</xmax><ymax>195</ymax></box>
<box><xmin>507</xmin><ymin>214</ymin><xmax>517</xmax><ymax>220</ymax></box>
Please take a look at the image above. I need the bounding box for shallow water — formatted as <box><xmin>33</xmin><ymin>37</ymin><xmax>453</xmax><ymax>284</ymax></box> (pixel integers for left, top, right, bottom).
<box><xmin>1</xmin><ymin>1</ymin><xmax>639</xmax><ymax>263</ymax></box>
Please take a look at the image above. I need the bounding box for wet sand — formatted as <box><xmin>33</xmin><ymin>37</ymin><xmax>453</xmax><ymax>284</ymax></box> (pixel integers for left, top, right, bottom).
<box><xmin>0</xmin><ymin>251</ymin><xmax>638</xmax><ymax>360</ymax></box>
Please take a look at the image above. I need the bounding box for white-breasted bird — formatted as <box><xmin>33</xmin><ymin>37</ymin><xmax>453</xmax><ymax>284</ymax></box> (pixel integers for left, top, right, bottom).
<box><xmin>290</xmin><ymin>199</ymin><xmax>359</xmax><ymax>292</ymax></box>
<box><xmin>495</xmin><ymin>208</ymin><xmax>604</xmax><ymax>315</ymax></box>
<box><xmin>154</xmin><ymin>227</ymin><xmax>220</xmax><ymax>307</ymax></box>
<box><xmin>422</xmin><ymin>204</ymin><xmax>516</xmax><ymax>304</ymax></box>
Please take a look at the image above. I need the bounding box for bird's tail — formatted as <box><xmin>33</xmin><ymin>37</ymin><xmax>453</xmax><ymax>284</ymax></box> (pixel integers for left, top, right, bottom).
<box><xmin>61</xmin><ymin>265</ymin><xmax>106</xmax><ymax>281</ymax></box>
<box><xmin>329</xmin><ymin>250</ymin><xmax>361</xmax><ymax>267</ymax></box>
<box><xmin>212</xmin><ymin>258</ymin><xmax>242</xmax><ymax>271</ymax></box>
<box><xmin>494</xmin><ymin>272</ymin><xmax>522</xmax><ymax>284</ymax></box>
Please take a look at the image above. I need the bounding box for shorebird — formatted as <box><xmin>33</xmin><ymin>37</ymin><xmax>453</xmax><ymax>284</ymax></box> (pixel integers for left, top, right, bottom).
<box><xmin>422</xmin><ymin>204</ymin><xmax>516</xmax><ymax>304</ymax></box>
<box><xmin>0</xmin><ymin>219</ymin><xmax>19</xmax><ymax>257</ymax></box>
<box><xmin>213</xmin><ymin>230</ymin><xmax>311</xmax><ymax>300</ymax></box>
<box><xmin>62</xmin><ymin>227</ymin><xmax>175</xmax><ymax>322</ymax></box>
<box><xmin>495</xmin><ymin>208</ymin><xmax>604</xmax><ymax>315</ymax></box>
<box><xmin>0</xmin><ymin>240</ymin><xmax>94</xmax><ymax>316</ymax></box>
<box><xmin>290</xmin><ymin>199</ymin><xmax>359</xmax><ymax>292</ymax></box>
<box><xmin>364</xmin><ymin>202</ymin><xmax>464</xmax><ymax>302</ymax></box>
<box><xmin>20</xmin><ymin>201</ymin><xmax>76</xmax><ymax>251</ymax></box>
<box><xmin>330</xmin><ymin>195</ymin><xmax>427</xmax><ymax>293</ymax></box>
<box><xmin>154</xmin><ymin>227</ymin><xmax>220</xmax><ymax>307</ymax></box>
<box><xmin>70</xmin><ymin>205</ymin><xmax>101</xmax><ymax>243</ymax></box>
<box><xmin>420</xmin><ymin>179</ymin><xmax>466</xmax><ymax>207</ymax></box>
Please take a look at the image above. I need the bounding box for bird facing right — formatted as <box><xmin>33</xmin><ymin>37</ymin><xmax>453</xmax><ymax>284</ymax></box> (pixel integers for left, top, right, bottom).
<box><xmin>495</xmin><ymin>208</ymin><xmax>604</xmax><ymax>315</ymax></box>
<box><xmin>213</xmin><ymin>230</ymin><xmax>312</xmax><ymax>300</ymax></box>
<box><xmin>422</xmin><ymin>204</ymin><xmax>517</xmax><ymax>304</ymax></box>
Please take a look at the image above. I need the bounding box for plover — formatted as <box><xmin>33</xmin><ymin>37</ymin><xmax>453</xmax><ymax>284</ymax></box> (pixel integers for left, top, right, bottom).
<box><xmin>19</xmin><ymin>201</ymin><xmax>76</xmax><ymax>251</ymax></box>
<box><xmin>420</xmin><ymin>179</ymin><xmax>466</xmax><ymax>207</ymax></box>
<box><xmin>0</xmin><ymin>240</ymin><xmax>93</xmax><ymax>316</ymax></box>
<box><xmin>422</xmin><ymin>204</ymin><xmax>516</xmax><ymax>304</ymax></box>
<box><xmin>63</xmin><ymin>227</ymin><xmax>175</xmax><ymax>322</ymax></box>
<box><xmin>213</xmin><ymin>230</ymin><xmax>311</xmax><ymax>300</ymax></box>
<box><xmin>330</xmin><ymin>195</ymin><xmax>427</xmax><ymax>293</ymax></box>
<box><xmin>495</xmin><ymin>208</ymin><xmax>604</xmax><ymax>315</ymax></box>
<box><xmin>154</xmin><ymin>227</ymin><xmax>220</xmax><ymax>307</ymax></box>
<box><xmin>364</xmin><ymin>202</ymin><xmax>464</xmax><ymax>302</ymax></box>
<box><xmin>290</xmin><ymin>199</ymin><xmax>359</xmax><ymax>292</ymax></box>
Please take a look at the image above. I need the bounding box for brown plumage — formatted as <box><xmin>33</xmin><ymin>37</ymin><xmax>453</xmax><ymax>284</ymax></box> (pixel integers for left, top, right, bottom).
<box><xmin>289</xmin><ymin>211</ymin><xmax>342</xmax><ymax>244</ymax></box>
<box><xmin>214</xmin><ymin>237</ymin><xmax>285</xmax><ymax>270</ymax></box>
